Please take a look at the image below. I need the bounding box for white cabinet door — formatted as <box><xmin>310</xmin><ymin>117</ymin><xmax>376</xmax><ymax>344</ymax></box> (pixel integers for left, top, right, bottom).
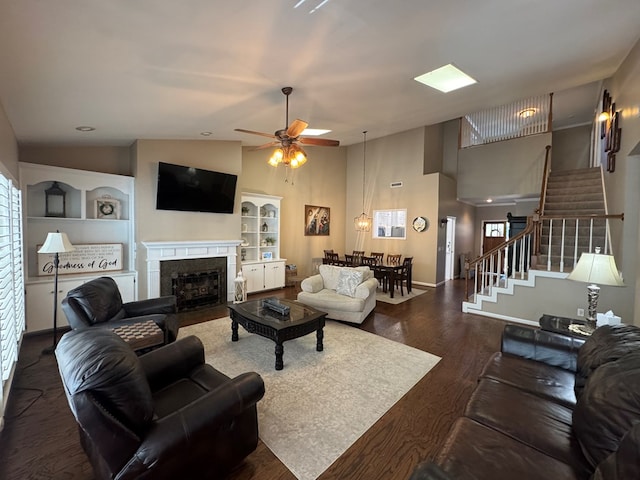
<box><xmin>242</xmin><ymin>264</ymin><xmax>264</xmax><ymax>293</ymax></box>
<box><xmin>25</xmin><ymin>278</ymin><xmax>83</xmax><ymax>333</ymax></box>
<box><xmin>264</xmin><ymin>261</ymin><xmax>285</xmax><ymax>290</ymax></box>
<box><xmin>25</xmin><ymin>273</ymin><xmax>137</xmax><ymax>332</ymax></box>
<box><xmin>114</xmin><ymin>274</ymin><xmax>136</xmax><ymax>302</ymax></box>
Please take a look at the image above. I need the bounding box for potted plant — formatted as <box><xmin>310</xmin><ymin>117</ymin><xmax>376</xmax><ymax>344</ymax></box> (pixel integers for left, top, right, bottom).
<box><xmin>265</xmin><ymin>237</ymin><xmax>276</xmax><ymax>246</ymax></box>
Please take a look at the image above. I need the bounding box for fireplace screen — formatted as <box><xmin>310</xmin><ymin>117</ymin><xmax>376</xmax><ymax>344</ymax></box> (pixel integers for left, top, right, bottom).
<box><xmin>160</xmin><ymin>257</ymin><xmax>227</xmax><ymax>311</ymax></box>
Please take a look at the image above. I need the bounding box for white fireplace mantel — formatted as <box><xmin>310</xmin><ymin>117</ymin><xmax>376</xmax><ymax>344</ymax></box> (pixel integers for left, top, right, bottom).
<box><xmin>142</xmin><ymin>240</ymin><xmax>242</xmax><ymax>301</ymax></box>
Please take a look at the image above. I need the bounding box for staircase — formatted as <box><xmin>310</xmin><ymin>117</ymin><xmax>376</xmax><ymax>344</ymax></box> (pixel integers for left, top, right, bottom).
<box><xmin>538</xmin><ymin>167</ymin><xmax>608</xmax><ymax>270</ymax></box>
<box><xmin>462</xmin><ymin>164</ymin><xmax>622</xmax><ymax>322</ymax></box>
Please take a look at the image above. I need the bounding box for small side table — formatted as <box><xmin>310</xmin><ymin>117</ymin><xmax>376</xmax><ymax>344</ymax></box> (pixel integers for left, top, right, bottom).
<box><xmin>539</xmin><ymin>314</ymin><xmax>591</xmax><ymax>338</ymax></box>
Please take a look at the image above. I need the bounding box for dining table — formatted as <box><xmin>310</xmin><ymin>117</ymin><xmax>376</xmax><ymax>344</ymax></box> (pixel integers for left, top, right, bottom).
<box><xmin>371</xmin><ymin>262</ymin><xmax>409</xmax><ymax>299</ymax></box>
<box><xmin>321</xmin><ymin>255</ymin><xmax>411</xmax><ymax>298</ymax></box>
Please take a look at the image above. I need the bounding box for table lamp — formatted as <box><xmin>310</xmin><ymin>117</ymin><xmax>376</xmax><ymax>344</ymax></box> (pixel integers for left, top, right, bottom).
<box><xmin>567</xmin><ymin>247</ymin><xmax>624</xmax><ymax>336</ymax></box>
<box><xmin>38</xmin><ymin>231</ymin><xmax>75</xmax><ymax>354</ymax></box>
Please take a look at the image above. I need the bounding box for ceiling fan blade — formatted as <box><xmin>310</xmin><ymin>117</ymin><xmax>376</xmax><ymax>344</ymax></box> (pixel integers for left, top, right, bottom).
<box><xmin>286</xmin><ymin>119</ymin><xmax>308</xmax><ymax>138</ymax></box>
<box><xmin>234</xmin><ymin>128</ymin><xmax>277</xmax><ymax>139</ymax></box>
<box><xmin>252</xmin><ymin>141</ymin><xmax>280</xmax><ymax>151</ymax></box>
<box><xmin>299</xmin><ymin>137</ymin><xmax>340</xmax><ymax>147</ymax></box>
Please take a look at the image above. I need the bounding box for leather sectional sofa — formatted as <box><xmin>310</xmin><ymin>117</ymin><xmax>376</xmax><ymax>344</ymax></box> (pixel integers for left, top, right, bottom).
<box><xmin>410</xmin><ymin>323</ymin><xmax>640</xmax><ymax>480</ymax></box>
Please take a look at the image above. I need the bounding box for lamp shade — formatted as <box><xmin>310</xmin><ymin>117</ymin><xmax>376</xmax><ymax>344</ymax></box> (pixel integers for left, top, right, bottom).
<box><xmin>567</xmin><ymin>252</ymin><xmax>624</xmax><ymax>286</ymax></box>
<box><xmin>38</xmin><ymin>232</ymin><xmax>75</xmax><ymax>254</ymax></box>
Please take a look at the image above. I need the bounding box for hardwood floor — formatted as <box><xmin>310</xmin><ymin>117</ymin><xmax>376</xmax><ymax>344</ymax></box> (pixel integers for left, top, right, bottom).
<box><xmin>0</xmin><ymin>279</ymin><xmax>508</xmax><ymax>480</ymax></box>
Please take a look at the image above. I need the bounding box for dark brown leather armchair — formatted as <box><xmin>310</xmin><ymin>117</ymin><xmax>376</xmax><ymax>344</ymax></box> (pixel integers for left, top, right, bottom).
<box><xmin>61</xmin><ymin>276</ymin><xmax>179</xmax><ymax>344</ymax></box>
<box><xmin>55</xmin><ymin>328</ymin><xmax>265</xmax><ymax>480</ymax></box>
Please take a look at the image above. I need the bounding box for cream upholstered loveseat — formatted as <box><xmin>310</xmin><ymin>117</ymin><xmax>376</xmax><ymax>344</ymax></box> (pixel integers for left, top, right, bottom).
<box><xmin>296</xmin><ymin>264</ymin><xmax>378</xmax><ymax>324</ymax></box>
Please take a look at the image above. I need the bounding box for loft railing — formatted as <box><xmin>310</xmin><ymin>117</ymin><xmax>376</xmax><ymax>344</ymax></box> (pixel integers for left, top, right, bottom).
<box><xmin>460</xmin><ymin>94</ymin><xmax>553</xmax><ymax>148</ymax></box>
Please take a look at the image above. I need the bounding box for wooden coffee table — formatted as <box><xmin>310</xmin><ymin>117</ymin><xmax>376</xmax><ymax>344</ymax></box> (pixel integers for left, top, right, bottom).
<box><xmin>228</xmin><ymin>298</ymin><xmax>327</xmax><ymax>370</ymax></box>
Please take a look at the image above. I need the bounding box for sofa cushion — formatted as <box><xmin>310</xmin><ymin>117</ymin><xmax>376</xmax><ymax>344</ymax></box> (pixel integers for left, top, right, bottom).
<box><xmin>480</xmin><ymin>352</ymin><xmax>577</xmax><ymax>408</ymax></box>
<box><xmin>575</xmin><ymin>324</ymin><xmax>640</xmax><ymax>398</ymax></box>
<box><xmin>435</xmin><ymin>417</ymin><xmax>580</xmax><ymax>480</ymax></box>
<box><xmin>319</xmin><ymin>264</ymin><xmax>372</xmax><ymax>291</ymax></box>
<box><xmin>464</xmin><ymin>378</ymin><xmax>590</xmax><ymax>477</ymax></box>
<box><xmin>296</xmin><ymin>289</ymin><xmax>365</xmax><ymax>313</ymax></box>
<box><xmin>591</xmin><ymin>422</ymin><xmax>640</xmax><ymax>480</ymax></box>
<box><xmin>573</xmin><ymin>351</ymin><xmax>640</xmax><ymax>470</ymax></box>
<box><xmin>335</xmin><ymin>268</ymin><xmax>364</xmax><ymax>297</ymax></box>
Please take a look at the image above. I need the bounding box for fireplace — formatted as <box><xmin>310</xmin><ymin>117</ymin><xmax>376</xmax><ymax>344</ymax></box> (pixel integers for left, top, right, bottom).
<box><xmin>160</xmin><ymin>257</ymin><xmax>227</xmax><ymax>311</ymax></box>
<box><xmin>142</xmin><ymin>240</ymin><xmax>242</xmax><ymax>305</ymax></box>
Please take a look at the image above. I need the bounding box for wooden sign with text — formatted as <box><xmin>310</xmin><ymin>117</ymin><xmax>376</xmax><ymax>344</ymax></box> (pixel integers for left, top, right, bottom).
<box><xmin>37</xmin><ymin>243</ymin><xmax>123</xmax><ymax>276</ymax></box>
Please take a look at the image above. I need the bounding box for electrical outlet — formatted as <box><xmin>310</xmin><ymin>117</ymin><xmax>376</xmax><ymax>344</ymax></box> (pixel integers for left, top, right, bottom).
<box><xmin>577</xmin><ymin>308</ymin><xmax>585</xmax><ymax>317</ymax></box>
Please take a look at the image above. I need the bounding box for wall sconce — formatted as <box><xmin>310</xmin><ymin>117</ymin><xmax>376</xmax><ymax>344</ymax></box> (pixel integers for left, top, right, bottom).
<box><xmin>440</xmin><ymin>218</ymin><xmax>448</xmax><ymax>228</ymax></box>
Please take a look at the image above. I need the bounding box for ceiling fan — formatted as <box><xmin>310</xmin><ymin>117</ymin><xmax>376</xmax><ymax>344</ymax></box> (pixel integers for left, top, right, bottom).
<box><xmin>235</xmin><ymin>87</ymin><xmax>340</xmax><ymax>168</ymax></box>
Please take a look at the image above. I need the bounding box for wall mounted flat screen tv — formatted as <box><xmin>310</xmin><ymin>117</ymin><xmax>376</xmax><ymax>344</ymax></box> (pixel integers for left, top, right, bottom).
<box><xmin>156</xmin><ymin>162</ymin><xmax>237</xmax><ymax>214</ymax></box>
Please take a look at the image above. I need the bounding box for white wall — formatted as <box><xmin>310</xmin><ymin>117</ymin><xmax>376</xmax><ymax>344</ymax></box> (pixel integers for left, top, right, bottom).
<box><xmin>131</xmin><ymin>139</ymin><xmax>243</xmax><ymax>297</ymax></box>
<box><xmin>606</xmin><ymin>35</ymin><xmax>640</xmax><ymax>325</ymax></box>
<box><xmin>345</xmin><ymin>128</ymin><xmax>443</xmax><ymax>286</ymax></box>
<box><xmin>457</xmin><ymin>133</ymin><xmax>551</xmax><ymax>202</ymax></box>
<box><xmin>0</xmin><ymin>101</ymin><xmax>18</xmax><ymax>182</ymax></box>
<box><xmin>239</xmin><ymin>145</ymin><xmax>348</xmax><ymax>277</ymax></box>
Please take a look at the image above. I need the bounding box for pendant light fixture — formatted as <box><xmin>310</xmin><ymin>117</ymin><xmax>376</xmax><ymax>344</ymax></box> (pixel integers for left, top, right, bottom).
<box><xmin>354</xmin><ymin>131</ymin><xmax>372</xmax><ymax>232</ymax></box>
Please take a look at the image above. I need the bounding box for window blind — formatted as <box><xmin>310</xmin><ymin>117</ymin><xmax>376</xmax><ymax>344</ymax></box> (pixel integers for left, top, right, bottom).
<box><xmin>0</xmin><ymin>173</ymin><xmax>24</xmax><ymax>422</ymax></box>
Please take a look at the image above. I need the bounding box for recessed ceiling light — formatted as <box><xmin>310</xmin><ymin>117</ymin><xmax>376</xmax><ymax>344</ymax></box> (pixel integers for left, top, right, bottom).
<box><xmin>75</xmin><ymin>126</ymin><xmax>95</xmax><ymax>132</ymax></box>
<box><xmin>200</xmin><ymin>131</ymin><xmax>213</xmax><ymax>136</ymax></box>
<box><xmin>414</xmin><ymin>64</ymin><xmax>477</xmax><ymax>93</ymax></box>
<box><xmin>301</xmin><ymin>128</ymin><xmax>331</xmax><ymax>136</ymax></box>
<box><xmin>486</xmin><ymin>198</ymin><xmax>493</xmax><ymax>203</ymax></box>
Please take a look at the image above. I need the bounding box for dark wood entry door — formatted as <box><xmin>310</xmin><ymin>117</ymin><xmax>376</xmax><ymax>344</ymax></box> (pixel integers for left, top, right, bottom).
<box><xmin>482</xmin><ymin>221</ymin><xmax>506</xmax><ymax>273</ymax></box>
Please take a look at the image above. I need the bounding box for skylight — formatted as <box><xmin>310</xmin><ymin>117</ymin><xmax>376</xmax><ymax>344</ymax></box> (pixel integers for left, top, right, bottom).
<box><xmin>301</xmin><ymin>128</ymin><xmax>331</xmax><ymax>136</ymax></box>
<box><xmin>414</xmin><ymin>64</ymin><xmax>477</xmax><ymax>93</ymax></box>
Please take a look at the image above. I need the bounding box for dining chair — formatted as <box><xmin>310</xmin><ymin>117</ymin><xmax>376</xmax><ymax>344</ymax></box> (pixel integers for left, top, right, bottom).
<box><xmin>326</xmin><ymin>252</ymin><xmax>341</xmax><ymax>265</ymax></box>
<box><xmin>387</xmin><ymin>254</ymin><xmax>402</xmax><ymax>265</ymax></box>
<box><xmin>344</xmin><ymin>254</ymin><xmax>356</xmax><ymax>266</ymax></box>
<box><xmin>393</xmin><ymin>257</ymin><xmax>413</xmax><ymax>296</ymax></box>
<box><xmin>367</xmin><ymin>254</ymin><xmax>387</xmax><ymax>289</ymax></box>
<box><xmin>360</xmin><ymin>256</ymin><xmax>377</xmax><ymax>266</ymax></box>
<box><xmin>370</xmin><ymin>252</ymin><xmax>384</xmax><ymax>264</ymax></box>
<box><xmin>323</xmin><ymin>249</ymin><xmax>334</xmax><ymax>258</ymax></box>
<box><xmin>352</xmin><ymin>250</ymin><xmax>365</xmax><ymax>265</ymax></box>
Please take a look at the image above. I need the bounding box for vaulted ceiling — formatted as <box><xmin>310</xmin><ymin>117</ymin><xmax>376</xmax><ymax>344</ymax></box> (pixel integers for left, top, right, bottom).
<box><xmin>1</xmin><ymin>1</ymin><xmax>639</xmax><ymax>147</ymax></box>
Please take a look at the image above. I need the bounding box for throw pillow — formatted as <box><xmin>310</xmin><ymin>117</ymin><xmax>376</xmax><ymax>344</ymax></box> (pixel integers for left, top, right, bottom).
<box><xmin>335</xmin><ymin>269</ymin><xmax>364</xmax><ymax>297</ymax></box>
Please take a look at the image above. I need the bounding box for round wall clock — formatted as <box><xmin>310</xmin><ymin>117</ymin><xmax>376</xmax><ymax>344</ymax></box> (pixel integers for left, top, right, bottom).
<box><xmin>412</xmin><ymin>216</ymin><xmax>428</xmax><ymax>232</ymax></box>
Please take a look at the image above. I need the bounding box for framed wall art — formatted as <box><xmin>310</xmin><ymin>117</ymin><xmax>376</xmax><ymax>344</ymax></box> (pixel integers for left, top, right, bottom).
<box><xmin>305</xmin><ymin>205</ymin><xmax>330</xmax><ymax>236</ymax></box>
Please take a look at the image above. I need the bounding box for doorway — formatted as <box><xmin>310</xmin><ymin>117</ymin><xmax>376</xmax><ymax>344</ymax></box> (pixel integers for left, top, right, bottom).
<box><xmin>445</xmin><ymin>216</ymin><xmax>456</xmax><ymax>280</ymax></box>
<box><xmin>482</xmin><ymin>221</ymin><xmax>506</xmax><ymax>254</ymax></box>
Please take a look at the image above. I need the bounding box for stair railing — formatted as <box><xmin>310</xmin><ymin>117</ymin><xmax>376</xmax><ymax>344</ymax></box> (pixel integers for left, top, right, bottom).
<box><xmin>464</xmin><ymin>217</ymin><xmax>535</xmax><ymax>300</ymax></box>
<box><xmin>533</xmin><ymin>145</ymin><xmax>552</xmax><ymax>256</ymax></box>
<box><xmin>464</xmin><ymin>213</ymin><xmax>624</xmax><ymax>301</ymax></box>
<box><xmin>539</xmin><ymin>213</ymin><xmax>624</xmax><ymax>272</ymax></box>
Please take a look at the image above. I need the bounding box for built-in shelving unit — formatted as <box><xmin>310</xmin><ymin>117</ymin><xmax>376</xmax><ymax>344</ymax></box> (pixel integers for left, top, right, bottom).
<box><xmin>19</xmin><ymin>163</ymin><xmax>136</xmax><ymax>332</ymax></box>
<box><xmin>240</xmin><ymin>192</ymin><xmax>285</xmax><ymax>293</ymax></box>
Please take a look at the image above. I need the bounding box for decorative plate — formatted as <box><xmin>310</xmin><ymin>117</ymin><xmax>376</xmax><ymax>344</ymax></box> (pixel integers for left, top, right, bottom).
<box><xmin>412</xmin><ymin>216</ymin><xmax>428</xmax><ymax>232</ymax></box>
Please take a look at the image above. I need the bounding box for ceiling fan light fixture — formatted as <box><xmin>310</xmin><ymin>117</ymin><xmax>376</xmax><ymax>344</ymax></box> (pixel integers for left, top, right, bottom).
<box><xmin>268</xmin><ymin>148</ymin><xmax>284</xmax><ymax>167</ymax></box>
<box><xmin>285</xmin><ymin>144</ymin><xmax>308</xmax><ymax>168</ymax></box>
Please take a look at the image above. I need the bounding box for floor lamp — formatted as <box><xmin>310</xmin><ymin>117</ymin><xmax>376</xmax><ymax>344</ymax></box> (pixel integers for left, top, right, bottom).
<box><xmin>38</xmin><ymin>231</ymin><xmax>75</xmax><ymax>354</ymax></box>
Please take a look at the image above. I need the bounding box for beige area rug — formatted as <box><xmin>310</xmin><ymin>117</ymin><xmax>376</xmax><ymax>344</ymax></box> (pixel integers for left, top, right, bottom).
<box><xmin>375</xmin><ymin>286</ymin><xmax>430</xmax><ymax>304</ymax></box>
<box><xmin>179</xmin><ymin>318</ymin><xmax>440</xmax><ymax>480</ymax></box>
